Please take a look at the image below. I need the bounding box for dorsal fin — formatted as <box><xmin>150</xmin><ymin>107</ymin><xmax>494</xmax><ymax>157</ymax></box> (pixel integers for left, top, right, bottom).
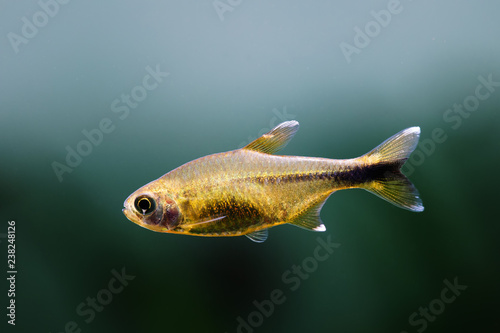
<box><xmin>243</xmin><ymin>121</ymin><xmax>299</xmax><ymax>154</ymax></box>
<box><xmin>245</xmin><ymin>229</ymin><xmax>269</xmax><ymax>243</ymax></box>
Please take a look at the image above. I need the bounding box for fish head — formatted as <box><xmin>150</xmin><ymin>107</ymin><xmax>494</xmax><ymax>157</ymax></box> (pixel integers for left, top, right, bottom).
<box><xmin>122</xmin><ymin>183</ymin><xmax>181</xmax><ymax>233</ymax></box>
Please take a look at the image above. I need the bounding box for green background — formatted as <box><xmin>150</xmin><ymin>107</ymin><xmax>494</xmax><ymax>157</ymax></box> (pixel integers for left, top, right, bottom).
<box><xmin>1</xmin><ymin>1</ymin><xmax>499</xmax><ymax>332</ymax></box>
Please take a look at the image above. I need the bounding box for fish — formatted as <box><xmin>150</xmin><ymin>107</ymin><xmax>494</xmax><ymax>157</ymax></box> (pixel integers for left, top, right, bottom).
<box><xmin>122</xmin><ymin>121</ymin><xmax>423</xmax><ymax>243</ymax></box>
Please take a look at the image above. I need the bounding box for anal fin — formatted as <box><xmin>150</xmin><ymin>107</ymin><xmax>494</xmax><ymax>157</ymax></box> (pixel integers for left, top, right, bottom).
<box><xmin>289</xmin><ymin>196</ymin><xmax>329</xmax><ymax>232</ymax></box>
<box><xmin>245</xmin><ymin>229</ymin><xmax>269</xmax><ymax>243</ymax></box>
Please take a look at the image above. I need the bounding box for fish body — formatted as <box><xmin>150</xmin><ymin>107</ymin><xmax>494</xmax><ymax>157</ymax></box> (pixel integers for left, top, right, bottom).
<box><xmin>123</xmin><ymin>121</ymin><xmax>423</xmax><ymax>242</ymax></box>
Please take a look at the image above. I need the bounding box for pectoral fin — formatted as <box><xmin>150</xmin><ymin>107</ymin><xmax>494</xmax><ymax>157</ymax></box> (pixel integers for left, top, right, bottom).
<box><xmin>243</xmin><ymin>121</ymin><xmax>299</xmax><ymax>154</ymax></box>
<box><xmin>186</xmin><ymin>216</ymin><xmax>226</xmax><ymax>227</ymax></box>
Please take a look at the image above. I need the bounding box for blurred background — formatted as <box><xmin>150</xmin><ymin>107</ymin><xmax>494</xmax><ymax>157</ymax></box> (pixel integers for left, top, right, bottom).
<box><xmin>1</xmin><ymin>0</ymin><xmax>499</xmax><ymax>332</ymax></box>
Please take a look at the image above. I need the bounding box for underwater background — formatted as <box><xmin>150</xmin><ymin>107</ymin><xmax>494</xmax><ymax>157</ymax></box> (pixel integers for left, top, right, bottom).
<box><xmin>1</xmin><ymin>1</ymin><xmax>499</xmax><ymax>332</ymax></box>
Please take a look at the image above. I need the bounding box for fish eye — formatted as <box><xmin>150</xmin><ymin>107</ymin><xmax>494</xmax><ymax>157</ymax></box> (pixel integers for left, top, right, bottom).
<box><xmin>134</xmin><ymin>196</ymin><xmax>156</xmax><ymax>215</ymax></box>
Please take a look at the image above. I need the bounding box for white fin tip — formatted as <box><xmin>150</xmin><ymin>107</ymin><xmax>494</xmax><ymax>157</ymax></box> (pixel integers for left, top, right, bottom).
<box><xmin>313</xmin><ymin>224</ymin><xmax>327</xmax><ymax>232</ymax></box>
<box><xmin>406</xmin><ymin>126</ymin><xmax>421</xmax><ymax>135</ymax></box>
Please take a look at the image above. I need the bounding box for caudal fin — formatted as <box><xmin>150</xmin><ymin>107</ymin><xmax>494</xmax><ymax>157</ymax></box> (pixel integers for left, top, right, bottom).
<box><xmin>361</xmin><ymin>127</ymin><xmax>424</xmax><ymax>212</ymax></box>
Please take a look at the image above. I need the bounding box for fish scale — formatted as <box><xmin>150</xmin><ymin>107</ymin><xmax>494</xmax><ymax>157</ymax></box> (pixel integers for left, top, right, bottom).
<box><xmin>122</xmin><ymin>121</ymin><xmax>424</xmax><ymax>242</ymax></box>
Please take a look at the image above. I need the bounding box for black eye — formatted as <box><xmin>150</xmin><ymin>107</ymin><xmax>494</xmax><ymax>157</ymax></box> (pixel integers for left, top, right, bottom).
<box><xmin>134</xmin><ymin>196</ymin><xmax>156</xmax><ymax>215</ymax></box>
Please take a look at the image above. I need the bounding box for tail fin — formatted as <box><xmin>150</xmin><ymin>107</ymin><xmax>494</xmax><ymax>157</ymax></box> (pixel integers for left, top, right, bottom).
<box><xmin>361</xmin><ymin>127</ymin><xmax>424</xmax><ymax>212</ymax></box>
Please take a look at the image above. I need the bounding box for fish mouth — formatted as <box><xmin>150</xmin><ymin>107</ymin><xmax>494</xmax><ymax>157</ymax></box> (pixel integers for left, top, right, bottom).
<box><xmin>122</xmin><ymin>201</ymin><xmax>151</xmax><ymax>229</ymax></box>
<box><xmin>122</xmin><ymin>206</ymin><xmax>134</xmax><ymax>221</ymax></box>
<box><xmin>122</xmin><ymin>195</ymin><xmax>136</xmax><ymax>220</ymax></box>
<box><xmin>123</xmin><ymin>207</ymin><xmax>163</xmax><ymax>232</ymax></box>
<box><xmin>122</xmin><ymin>198</ymin><xmax>137</xmax><ymax>223</ymax></box>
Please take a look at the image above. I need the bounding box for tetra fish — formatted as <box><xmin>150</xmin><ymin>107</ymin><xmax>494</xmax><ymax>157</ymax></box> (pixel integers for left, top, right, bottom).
<box><xmin>123</xmin><ymin>121</ymin><xmax>423</xmax><ymax>242</ymax></box>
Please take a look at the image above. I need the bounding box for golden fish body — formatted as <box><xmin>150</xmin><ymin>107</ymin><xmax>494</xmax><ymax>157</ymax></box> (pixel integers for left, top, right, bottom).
<box><xmin>123</xmin><ymin>121</ymin><xmax>423</xmax><ymax>242</ymax></box>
